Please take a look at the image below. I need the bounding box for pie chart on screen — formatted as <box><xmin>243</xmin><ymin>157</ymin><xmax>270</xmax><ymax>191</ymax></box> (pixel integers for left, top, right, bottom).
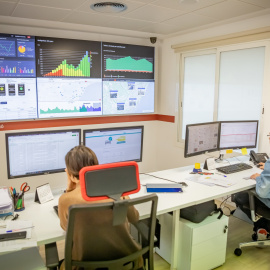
<box><xmin>18</xmin><ymin>45</ymin><xmax>26</xmax><ymax>53</ymax></box>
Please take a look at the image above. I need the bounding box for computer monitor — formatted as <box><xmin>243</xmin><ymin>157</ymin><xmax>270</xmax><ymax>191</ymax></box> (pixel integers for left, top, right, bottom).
<box><xmin>184</xmin><ymin>122</ymin><xmax>220</xmax><ymax>158</ymax></box>
<box><xmin>83</xmin><ymin>126</ymin><xmax>143</xmax><ymax>164</ymax></box>
<box><xmin>219</xmin><ymin>120</ymin><xmax>258</xmax><ymax>150</ymax></box>
<box><xmin>6</xmin><ymin>129</ymin><xmax>81</xmax><ymax>179</ymax></box>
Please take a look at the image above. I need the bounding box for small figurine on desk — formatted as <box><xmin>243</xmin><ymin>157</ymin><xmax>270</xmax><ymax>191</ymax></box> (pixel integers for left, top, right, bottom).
<box><xmin>193</xmin><ymin>163</ymin><xmax>202</xmax><ymax>173</ymax></box>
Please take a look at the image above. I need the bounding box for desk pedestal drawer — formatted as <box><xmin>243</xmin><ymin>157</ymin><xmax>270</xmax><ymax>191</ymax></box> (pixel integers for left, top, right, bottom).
<box><xmin>156</xmin><ymin>212</ymin><xmax>228</xmax><ymax>270</ymax></box>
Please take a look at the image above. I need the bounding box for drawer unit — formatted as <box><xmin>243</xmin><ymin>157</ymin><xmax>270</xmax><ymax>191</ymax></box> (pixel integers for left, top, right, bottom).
<box><xmin>156</xmin><ymin>212</ymin><xmax>228</xmax><ymax>270</ymax></box>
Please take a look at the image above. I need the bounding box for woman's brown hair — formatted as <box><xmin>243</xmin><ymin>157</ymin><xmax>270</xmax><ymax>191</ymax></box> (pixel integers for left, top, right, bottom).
<box><xmin>65</xmin><ymin>145</ymin><xmax>99</xmax><ymax>179</ymax></box>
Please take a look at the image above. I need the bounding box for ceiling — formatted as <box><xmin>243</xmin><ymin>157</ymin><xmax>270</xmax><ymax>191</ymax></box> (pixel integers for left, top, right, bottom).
<box><xmin>0</xmin><ymin>0</ymin><xmax>269</xmax><ymax>37</ymax></box>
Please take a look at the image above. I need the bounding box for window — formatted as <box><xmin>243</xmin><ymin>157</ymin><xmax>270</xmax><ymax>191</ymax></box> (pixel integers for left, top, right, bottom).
<box><xmin>181</xmin><ymin>53</ymin><xmax>216</xmax><ymax>140</ymax></box>
<box><xmin>218</xmin><ymin>47</ymin><xmax>265</xmax><ymax>121</ymax></box>
<box><xmin>179</xmin><ymin>44</ymin><xmax>265</xmax><ymax>142</ymax></box>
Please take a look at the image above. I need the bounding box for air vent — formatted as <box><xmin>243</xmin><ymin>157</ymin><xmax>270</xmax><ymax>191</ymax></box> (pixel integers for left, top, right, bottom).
<box><xmin>91</xmin><ymin>2</ymin><xmax>127</xmax><ymax>13</ymax></box>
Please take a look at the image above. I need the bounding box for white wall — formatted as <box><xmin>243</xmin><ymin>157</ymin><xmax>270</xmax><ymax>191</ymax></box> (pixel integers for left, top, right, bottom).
<box><xmin>0</xmin><ymin>19</ymin><xmax>160</xmax><ymax>191</ymax></box>
<box><xmin>156</xmin><ymin>13</ymin><xmax>270</xmax><ymax>171</ymax></box>
<box><xmin>1</xmin><ymin>13</ymin><xmax>270</xmax><ymax>190</ymax></box>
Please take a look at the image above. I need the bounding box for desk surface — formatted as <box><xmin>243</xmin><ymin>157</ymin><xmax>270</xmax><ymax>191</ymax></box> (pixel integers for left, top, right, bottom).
<box><xmin>15</xmin><ymin>160</ymin><xmax>260</xmax><ymax>247</ymax></box>
<box><xmin>132</xmin><ymin>162</ymin><xmax>259</xmax><ymax>218</ymax></box>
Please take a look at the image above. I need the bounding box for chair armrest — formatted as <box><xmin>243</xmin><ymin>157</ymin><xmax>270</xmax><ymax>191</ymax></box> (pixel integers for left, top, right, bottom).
<box><xmin>45</xmin><ymin>242</ymin><xmax>60</xmax><ymax>269</ymax></box>
<box><xmin>133</xmin><ymin>219</ymin><xmax>159</xmax><ymax>248</ymax></box>
<box><xmin>247</xmin><ymin>189</ymin><xmax>258</xmax><ymax>222</ymax></box>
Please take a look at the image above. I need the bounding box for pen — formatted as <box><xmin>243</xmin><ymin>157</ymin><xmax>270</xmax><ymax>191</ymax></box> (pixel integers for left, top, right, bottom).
<box><xmin>13</xmin><ymin>188</ymin><xmax>16</xmax><ymax>206</ymax></box>
<box><xmin>9</xmin><ymin>187</ymin><xmax>13</xmax><ymax>197</ymax></box>
<box><xmin>216</xmin><ymin>172</ymin><xmax>227</xmax><ymax>177</ymax></box>
<box><xmin>6</xmin><ymin>226</ymin><xmax>34</xmax><ymax>233</ymax></box>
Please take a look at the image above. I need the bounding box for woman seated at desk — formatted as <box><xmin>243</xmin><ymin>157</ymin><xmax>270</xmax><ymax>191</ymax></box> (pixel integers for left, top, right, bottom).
<box><xmin>58</xmin><ymin>145</ymin><xmax>143</xmax><ymax>270</ymax></box>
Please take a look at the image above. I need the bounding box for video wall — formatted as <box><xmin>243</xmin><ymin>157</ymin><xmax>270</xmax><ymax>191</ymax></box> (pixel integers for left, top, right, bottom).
<box><xmin>0</xmin><ymin>33</ymin><xmax>155</xmax><ymax>121</ymax></box>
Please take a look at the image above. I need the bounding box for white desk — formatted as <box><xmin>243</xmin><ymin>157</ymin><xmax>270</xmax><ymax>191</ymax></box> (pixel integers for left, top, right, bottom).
<box><xmin>3</xmin><ymin>161</ymin><xmax>260</xmax><ymax>269</ymax></box>
<box><xmin>131</xmin><ymin>161</ymin><xmax>259</xmax><ymax>270</ymax></box>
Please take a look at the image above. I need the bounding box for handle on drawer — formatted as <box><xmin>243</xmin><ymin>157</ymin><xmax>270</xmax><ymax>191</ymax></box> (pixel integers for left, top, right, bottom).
<box><xmin>223</xmin><ymin>225</ymin><xmax>228</xmax><ymax>233</ymax></box>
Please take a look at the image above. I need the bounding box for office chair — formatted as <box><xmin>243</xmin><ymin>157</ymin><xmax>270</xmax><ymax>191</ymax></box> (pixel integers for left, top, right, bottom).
<box><xmin>46</xmin><ymin>161</ymin><xmax>158</xmax><ymax>270</ymax></box>
<box><xmin>0</xmin><ymin>247</ymin><xmax>46</xmax><ymax>270</ymax></box>
<box><xmin>234</xmin><ymin>189</ymin><xmax>270</xmax><ymax>256</ymax></box>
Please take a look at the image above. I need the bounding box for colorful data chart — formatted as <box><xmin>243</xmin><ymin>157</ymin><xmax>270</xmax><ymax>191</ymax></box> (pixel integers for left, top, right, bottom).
<box><xmin>40</xmin><ymin>103</ymin><xmax>102</xmax><ymax>114</ymax></box>
<box><xmin>0</xmin><ymin>40</ymin><xmax>16</xmax><ymax>57</ymax></box>
<box><xmin>105</xmin><ymin>56</ymin><xmax>153</xmax><ymax>73</ymax></box>
<box><xmin>43</xmin><ymin>52</ymin><xmax>91</xmax><ymax>77</ymax></box>
<box><xmin>17</xmin><ymin>40</ymin><xmax>35</xmax><ymax>58</ymax></box>
<box><xmin>0</xmin><ymin>61</ymin><xmax>35</xmax><ymax>77</ymax></box>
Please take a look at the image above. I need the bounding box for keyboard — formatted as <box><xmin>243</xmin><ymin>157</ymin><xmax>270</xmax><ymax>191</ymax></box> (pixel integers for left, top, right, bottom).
<box><xmin>0</xmin><ymin>231</ymin><xmax>27</xmax><ymax>242</ymax></box>
<box><xmin>216</xmin><ymin>163</ymin><xmax>253</xmax><ymax>174</ymax></box>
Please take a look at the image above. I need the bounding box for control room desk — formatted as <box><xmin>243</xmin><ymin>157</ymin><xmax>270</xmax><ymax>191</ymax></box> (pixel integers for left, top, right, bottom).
<box><xmin>133</xmin><ymin>164</ymin><xmax>259</xmax><ymax>269</ymax></box>
<box><xmin>11</xmin><ymin>162</ymin><xmax>260</xmax><ymax>270</ymax></box>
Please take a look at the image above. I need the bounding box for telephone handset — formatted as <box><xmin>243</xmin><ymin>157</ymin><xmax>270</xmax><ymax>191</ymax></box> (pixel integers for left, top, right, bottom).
<box><xmin>250</xmin><ymin>150</ymin><xmax>269</xmax><ymax>164</ymax></box>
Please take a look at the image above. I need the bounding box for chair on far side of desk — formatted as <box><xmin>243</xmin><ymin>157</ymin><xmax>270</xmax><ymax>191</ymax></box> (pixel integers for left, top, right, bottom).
<box><xmin>46</xmin><ymin>161</ymin><xmax>158</xmax><ymax>270</ymax></box>
<box><xmin>234</xmin><ymin>189</ymin><xmax>270</xmax><ymax>256</ymax></box>
<box><xmin>0</xmin><ymin>247</ymin><xmax>46</xmax><ymax>270</ymax></box>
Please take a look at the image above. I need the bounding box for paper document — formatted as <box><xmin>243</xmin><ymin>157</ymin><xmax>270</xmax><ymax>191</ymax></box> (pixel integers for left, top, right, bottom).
<box><xmin>186</xmin><ymin>174</ymin><xmax>237</xmax><ymax>187</ymax></box>
<box><xmin>0</xmin><ymin>219</ymin><xmax>7</xmax><ymax>228</ymax></box>
<box><xmin>197</xmin><ymin>175</ymin><xmax>237</xmax><ymax>187</ymax></box>
<box><xmin>0</xmin><ymin>188</ymin><xmax>12</xmax><ymax>207</ymax></box>
<box><xmin>0</xmin><ymin>222</ymin><xmax>37</xmax><ymax>253</ymax></box>
<box><xmin>6</xmin><ymin>220</ymin><xmax>33</xmax><ymax>238</ymax></box>
<box><xmin>186</xmin><ymin>175</ymin><xmax>215</xmax><ymax>186</ymax></box>
<box><xmin>243</xmin><ymin>176</ymin><xmax>255</xmax><ymax>180</ymax></box>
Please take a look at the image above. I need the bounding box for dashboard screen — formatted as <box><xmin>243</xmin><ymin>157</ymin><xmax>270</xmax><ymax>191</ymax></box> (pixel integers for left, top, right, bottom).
<box><xmin>0</xmin><ymin>34</ymin><xmax>37</xmax><ymax>121</ymax></box>
<box><xmin>219</xmin><ymin>120</ymin><xmax>258</xmax><ymax>149</ymax></box>
<box><xmin>0</xmin><ymin>33</ymin><xmax>155</xmax><ymax>121</ymax></box>
<box><xmin>185</xmin><ymin>122</ymin><xmax>220</xmax><ymax>157</ymax></box>
<box><xmin>6</xmin><ymin>129</ymin><xmax>81</xmax><ymax>178</ymax></box>
<box><xmin>83</xmin><ymin>126</ymin><xmax>143</xmax><ymax>164</ymax></box>
<box><xmin>102</xmin><ymin>42</ymin><xmax>154</xmax><ymax>115</ymax></box>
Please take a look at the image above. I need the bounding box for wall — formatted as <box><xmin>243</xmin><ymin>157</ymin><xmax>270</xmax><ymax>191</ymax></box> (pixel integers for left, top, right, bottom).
<box><xmin>1</xmin><ymin>12</ymin><xmax>270</xmax><ymax>190</ymax></box>
<box><xmin>156</xmin><ymin>12</ymin><xmax>270</xmax><ymax>171</ymax></box>
<box><xmin>0</xmin><ymin>19</ymin><xmax>161</xmax><ymax>191</ymax></box>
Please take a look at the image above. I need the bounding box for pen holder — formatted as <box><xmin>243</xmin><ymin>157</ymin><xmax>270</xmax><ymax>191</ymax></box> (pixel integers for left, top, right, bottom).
<box><xmin>14</xmin><ymin>193</ymin><xmax>25</xmax><ymax>212</ymax></box>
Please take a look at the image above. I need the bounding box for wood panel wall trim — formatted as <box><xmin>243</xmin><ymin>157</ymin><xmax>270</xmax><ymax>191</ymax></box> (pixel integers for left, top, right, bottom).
<box><xmin>156</xmin><ymin>114</ymin><xmax>175</xmax><ymax>123</ymax></box>
<box><xmin>0</xmin><ymin>114</ymin><xmax>175</xmax><ymax>131</ymax></box>
<box><xmin>172</xmin><ymin>26</ymin><xmax>270</xmax><ymax>53</ymax></box>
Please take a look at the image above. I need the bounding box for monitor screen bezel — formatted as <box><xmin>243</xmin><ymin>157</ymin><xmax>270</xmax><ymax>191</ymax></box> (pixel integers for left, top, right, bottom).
<box><xmin>83</xmin><ymin>125</ymin><xmax>144</xmax><ymax>164</ymax></box>
<box><xmin>5</xmin><ymin>129</ymin><xmax>81</xmax><ymax>179</ymax></box>
<box><xmin>184</xmin><ymin>121</ymin><xmax>220</xmax><ymax>158</ymax></box>
<box><xmin>218</xmin><ymin>120</ymin><xmax>258</xmax><ymax>150</ymax></box>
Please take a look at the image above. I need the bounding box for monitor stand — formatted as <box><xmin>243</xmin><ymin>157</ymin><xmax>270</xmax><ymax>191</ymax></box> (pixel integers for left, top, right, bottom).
<box><xmin>215</xmin><ymin>152</ymin><xmax>227</xmax><ymax>163</ymax></box>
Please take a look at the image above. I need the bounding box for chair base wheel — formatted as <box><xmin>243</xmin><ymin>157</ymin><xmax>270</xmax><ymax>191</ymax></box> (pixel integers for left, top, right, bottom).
<box><xmin>252</xmin><ymin>233</ymin><xmax>258</xmax><ymax>241</ymax></box>
<box><xmin>234</xmin><ymin>248</ymin><xmax>242</xmax><ymax>256</ymax></box>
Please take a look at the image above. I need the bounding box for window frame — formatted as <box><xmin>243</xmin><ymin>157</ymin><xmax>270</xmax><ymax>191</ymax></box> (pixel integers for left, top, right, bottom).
<box><xmin>177</xmin><ymin>40</ymin><xmax>269</xmax><ymax>148</ymax></box>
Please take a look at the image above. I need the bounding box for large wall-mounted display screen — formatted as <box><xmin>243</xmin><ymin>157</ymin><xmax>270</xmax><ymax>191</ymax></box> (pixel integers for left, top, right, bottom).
<box><xmin>35</xmin><ymin>36</ymin><xmax>102</xmax><ymax>118</ymax></box>
<box><xmin>102</xmin><ymin>42</ymin><xmax>154</xmax><ymax>115</ymax></box>
<box><xmin>0</xmin><ymin>34</ymin><xmax>38</xmax><ymax>121</ymax></box>
<box><xmin>0</xmin><ymin>33</ymin><xmax>155</xmax><ymax>121</ymax></box>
